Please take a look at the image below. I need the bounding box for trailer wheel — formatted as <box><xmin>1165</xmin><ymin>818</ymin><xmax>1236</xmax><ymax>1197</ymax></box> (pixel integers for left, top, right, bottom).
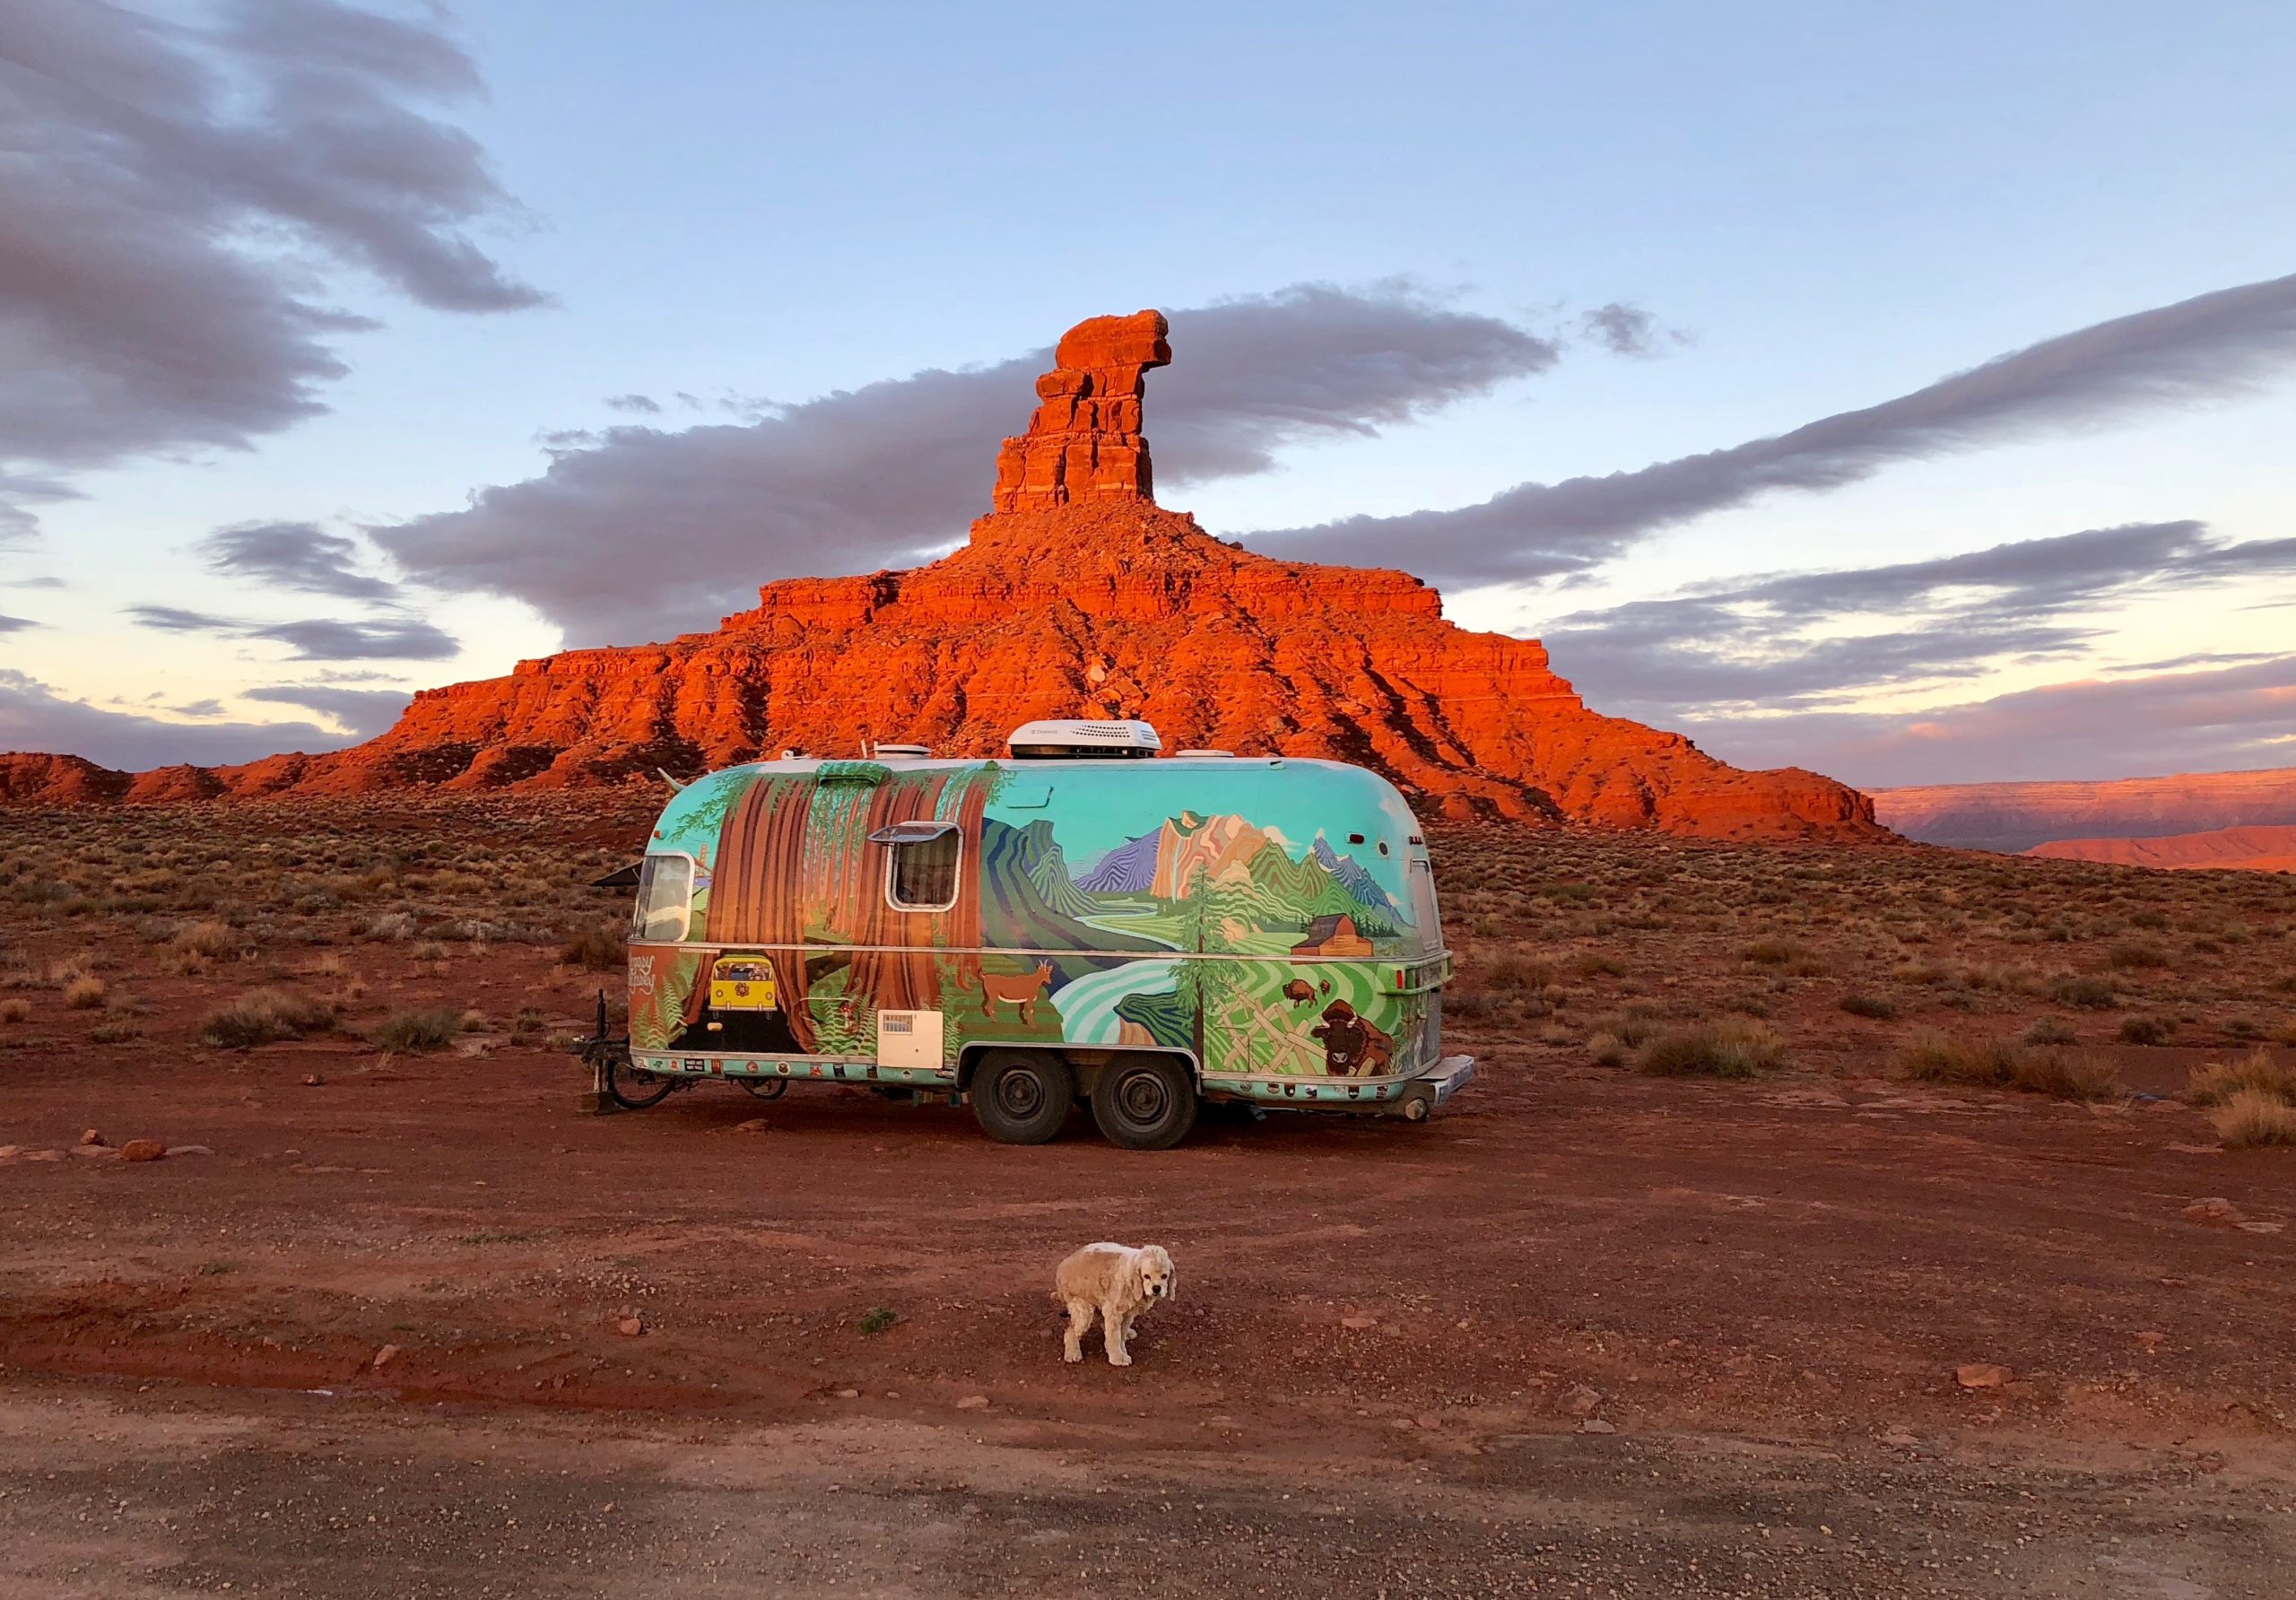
<box><xmin>970</xmin><ymin>1052</ymin><xmax>1073</xmax><ymax>1144</ymax></box>
<box><xmin>736</xmin><ymin>1075</ymin><xmax>787</xmax><ymax>1101</ymax></box>
<box><xmin>604</xmin><ymin>1049</ymin><xmax>678</xmax><ymax>1110</ymax></box>
<box><xmin>1091</xmin><ymin>1055</ymin><xmax>1197</xmax><ymax>1151</ymax></box>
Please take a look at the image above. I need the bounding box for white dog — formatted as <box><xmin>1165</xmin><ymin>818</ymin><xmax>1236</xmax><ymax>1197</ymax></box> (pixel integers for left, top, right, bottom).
<box><xmin>1055</xmin><ymin>1242</ymin><xmax>1177</xmax><ymax>1366</ymax></box>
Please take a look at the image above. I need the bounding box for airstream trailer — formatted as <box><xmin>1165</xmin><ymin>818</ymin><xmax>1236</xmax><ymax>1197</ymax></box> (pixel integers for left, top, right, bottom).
<box><xmin>590</xmin><ymin>720</ymin><xmax>1474</xmax><ymax>1148</ymax></box>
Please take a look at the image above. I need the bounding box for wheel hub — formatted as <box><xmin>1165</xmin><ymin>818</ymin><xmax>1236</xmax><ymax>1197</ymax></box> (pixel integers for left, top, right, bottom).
<box><xmin>1117</xmin><ymin>1070</ymin><xmax>1168</xmax><ymax>1122</ymax></box>
<box><xmin>996</xmin><ymin>1067</ymin><xmax>1046</xmax><ymax>1117</ymax></box>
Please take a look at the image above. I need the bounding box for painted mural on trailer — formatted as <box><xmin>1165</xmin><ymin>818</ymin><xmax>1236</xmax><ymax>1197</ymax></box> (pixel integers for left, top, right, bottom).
<box><xmin>627</xmin><ymin>759</ymin><xmax>1435</xmax><ymax>1081</ymax></box>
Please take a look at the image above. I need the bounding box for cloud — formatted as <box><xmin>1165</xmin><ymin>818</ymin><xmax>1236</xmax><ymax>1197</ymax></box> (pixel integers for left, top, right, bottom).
<box><xmin>1537</xmin><ymin>521</ymin><xmax>2296</xmax><ymax>718</ymax></box>
<box><xmin>0</xmin><ymin>0</ymin><xmax>541</xmax><ymax>535</ymax></box>
<box><xmin>370</xmin><ymin>281</ymin><xmax>1561</xmax><ymax>643</ymax></box>
<box><xmin>242</xmin><ymin>681</ymin><xmax>410</xmax><ymax>735</ymax></box>
<box><xmin>198</xmin><ymin>520</ymin><xmax>399</xmax><ymax>600</ymax></box>
<box><xmin>0</xmin><ymin>667</ymin><xmax>350</xmax><ymax>770</ymax></box>
<box><xmin>124</xmin><ymin>602</ymin><xmax>457</xmax><ymax>658</ymax></box>
<box><xmin>1682</xmin><ymin>656</ymin><xmax>2296</xmax><ymax>788</ymax></box>
<box><xmin>604</xmin><ymin>393</ymin><xmax>661</xmax><ymax>414</ymax></box>
<box><xmin>246</xmin><ymin>614</ymin><xmax>455</xmax><ymax>659</ymax></box>
<box><xmin>1249</xmin><ymin>270</ymin><xmax>2296</xmax><ymax>587</ymax></box>
<box><xmin>126</xmin><ymin>604</ymin><xmax>241</xmax><ymax>633</ymax></box>
<box><xmin>1578</xmin><ymin>302</ymin><xmax>1674</xmax><ymax>358</ymax></box>
<box><xmin>0</xmin><ymin>613</ymin><xmax>33</xmax><ymax>633</ymax></box>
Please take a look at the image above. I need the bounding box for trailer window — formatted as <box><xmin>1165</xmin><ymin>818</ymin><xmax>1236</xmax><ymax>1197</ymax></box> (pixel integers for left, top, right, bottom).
<box><xmin>632</xmin><ymin>854</ymin><xmax>694</xmax><ymax>942</ymax></box>
<box><xmin>1409</xmin><ymin>857</ymin><xmax>1442</xmax><ymax>954</ymax></box>
<box><xmin>871</xmin><ymin>821</ymin><xmax>961</xmax><ymax>912</ymax></box>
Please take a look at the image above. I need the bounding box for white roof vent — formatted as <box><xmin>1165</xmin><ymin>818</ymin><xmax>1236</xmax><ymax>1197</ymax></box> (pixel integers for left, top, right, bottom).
<box><xmin>1006</xmin><ymin>719</ymin><xmax>1162</xmax><ymax>761</ymax></box>
<box><xmin>873</xmin><ymin>743</ymin><xmax>932</xmax><ymax>760</ymax></box>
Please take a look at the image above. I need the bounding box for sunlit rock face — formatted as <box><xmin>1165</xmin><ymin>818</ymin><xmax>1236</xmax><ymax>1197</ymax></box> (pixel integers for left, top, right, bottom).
<box><xmin>1</xmin><ymin>312</ymin><xmax>1880</xmax><ymax>839</ymax></box>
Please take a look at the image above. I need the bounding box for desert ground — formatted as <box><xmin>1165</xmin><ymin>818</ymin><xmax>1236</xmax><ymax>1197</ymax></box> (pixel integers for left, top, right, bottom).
<box><xmin>3</xmin><ymin>797</ymin><xmax>2294</xmax><ymax>1597</ymax></box>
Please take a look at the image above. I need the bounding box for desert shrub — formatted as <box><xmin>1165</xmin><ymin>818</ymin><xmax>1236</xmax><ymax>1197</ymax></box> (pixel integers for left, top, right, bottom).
<box><xmin>0</xmin><ymin>997</ymin><xmax>29</xmax><ymax>1023</ymax></box>
<box><xmin>2118</xmin><ymin>1014</ymin><xmax>2177</xmax><ymax>1046</ymax></box>
<box><xmin>1839</xmin><ymin>992</ymin><xmax>1896</xmax><ymax>1020</ymax></box>
<box><xmin>62</xmin><ymin>975</ymin><xmax>106</xmax><ymax>1010</ymax></box>
<box><xmin>175</xmin><ymin>919</ymin><xmax>249</xmax><ymax>960</ymax></box>
<box><xmin>371</xmin><ymin>1006</ymin><xmax>463</xmax><ymax>1053</ymax></box>
<box><xmin>2211</xmin><ymin>1091</ymin><xmax>2296</xmax><ymax>1148</ymax></box>
<box><xmin>2108</xmin><ymin>940</ymin><xmax>2170</xmax><ymax>970</ymax></box>
<box><xmin>1894</xmin><ymin>1028</ymin><xmax>2122</xmax><ymax>1101</ymax></box>
<box><xmin>2186</xmin><ymin>1049</ymin><xmax>2296</xmax><ymax>1108</ymax></box>
<box><xmin>558</xmin><ymin>923</ymin><xmax>627</xmax><ymax>972</ymax></box>
<box><xmin>1587</xmin><ymin>1009</ymin><xmax>1663</xmax><ymax>1049</ymax></box>
<box><xmin>2022</xmin><ymin>1016</ymin><xmax>2077</xmax><ymax>1046</ymax></box>
<box><xmin>1744</xmin><ymin>938</ymin><xmax>1805</xmax><ymax>966</ymax></box>
<box><xmin>1587</xmin><ymin>1031</ymin><xmax>1627</xmax><ymax>1066</ymax></box>
<box><xmin>410</xmin><ymin>941</ymin><xmax>448</xmax><ymax>962</ymax></box>
<box><xmin>90</xmin><ymin>1019</ymin><xmax>144</xmax><ymax>1043</ymax></box>
<box><xmin>2047</xmin><ymin>972</ymin><xmax>2119</xmax><ymax>1011</ymax></box>
<box><xmin>2011</xmin><ymin>1051</ymin><xmax>2127</xmax><ymax>1102</ymax></box>
<box><xmin>1637</xmin><ymin>1019</ymin><xmax>1787</xmax><ymax>1080</ymax></box>
<box><xmin>360</xmin><ymin>911</ymin><xmax>417</xmax><ymax>942</ymax></box>
<box><xmin>1570</xmin><ymin>952</ymin><xmax>1626</xmax><ymax>978</ymax></box>
<box><xmin>201</xmin><ymin>988</ymin><xmax>335</xmax><ymax>1048</ymax></box>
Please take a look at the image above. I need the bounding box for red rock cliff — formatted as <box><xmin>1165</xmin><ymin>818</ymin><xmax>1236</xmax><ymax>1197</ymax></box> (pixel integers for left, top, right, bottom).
<box><xmin>1</xmin><ymin>314</ymin><xmax>1883</xmax><ymax>839</ymax></box>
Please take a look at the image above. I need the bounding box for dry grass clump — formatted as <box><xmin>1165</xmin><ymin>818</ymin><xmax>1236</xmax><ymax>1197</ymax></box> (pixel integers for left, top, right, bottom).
<box><xmin>371</xmin><ymin>1006</ymin><xmax>464</xmax><ymax>1053</ymax></box>
<box><xmin>174</xmin><ymin>919</ymin><xmax>250</xmax><ymax>960</ymax></box>
<box><xmin>2107</xmin><ymin>940</ymin><xmax>2170</xmax><ymax>970</ymax></box>
<box><xmin>2022</xmin><ymin>1016</ymin><xmax>2077</xmax><ymax>1046</ymax></box>
<box><xmin>0</xmin><ymin>996</ymin><xmax>30</xmax><ymax>1023</ymax></box>
<box><xmin>1839</xmin><ymin>992</ymin><xmax>1896</xmax><ymax>1020</ymax></box>
<box><xmin>2186</xmin><ymin>1049</ymin><xmax>2296</xmax><ymax>1107</ymax></box>
<box><xmin>2046</xmin><ymin>972</ymin><xmax>2119</xmax><ymax>1011</ymax></box>
<box><xmin>201</xmin><ymin>988</ymin><xmax>335</xmax><ymax>1048</ymax></box>
<box><xmin>1893</xmin><ymin>1027</ymin><xmax>2123</xmax><ymax>1101</ymax></box>
<box><xmin>62</xmin><ymin>975</ymin><xmax>107</xmax><ymax>1010</ymax></box>
<box><xmin>558</xmin><ymin>922</ymin><xmax>627</xmax><ymax>972</ymax></box>
<box><xmin>1637</xmin><ymin>1018</ymin><xmax>1787</xmax><ymax>1080</ymax></box>
<box><xmin>2210</xmin><ymin>1091</ymin><xmax>2296</xmax><ymax>1148</ymax></box>
<box><xmin>2118</xmin><ymin>1014</ymin><xmax>2177</xmax><ymax>1046</ymax></box>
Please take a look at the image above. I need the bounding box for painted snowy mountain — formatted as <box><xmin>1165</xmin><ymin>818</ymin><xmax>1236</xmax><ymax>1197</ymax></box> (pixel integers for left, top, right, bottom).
<box><xmin>1312</xmin><ymin>835</ymin><xmax>1399</xmax><ymax>914</ymax></box>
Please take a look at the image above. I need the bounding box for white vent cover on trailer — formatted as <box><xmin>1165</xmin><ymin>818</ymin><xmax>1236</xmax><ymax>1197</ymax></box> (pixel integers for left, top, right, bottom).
<box><xmin>1006</xmin><ymin>719</ymin><xmax>1162</xmax><ymax>760</ymax></box>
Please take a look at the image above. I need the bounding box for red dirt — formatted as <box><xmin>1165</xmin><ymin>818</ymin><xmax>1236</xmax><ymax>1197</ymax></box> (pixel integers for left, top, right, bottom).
<box><xmin>3</xmin><ymin>801</ymin><xmax>2293</xmax><ymax>1593</ymax></box>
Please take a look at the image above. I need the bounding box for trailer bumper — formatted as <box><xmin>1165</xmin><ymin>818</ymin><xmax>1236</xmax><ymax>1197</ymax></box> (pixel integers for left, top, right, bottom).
<box><xmin>1384</xmin><ymin>1054</ymin><xmax>1475</xmax><ymax>1121</ymax></box>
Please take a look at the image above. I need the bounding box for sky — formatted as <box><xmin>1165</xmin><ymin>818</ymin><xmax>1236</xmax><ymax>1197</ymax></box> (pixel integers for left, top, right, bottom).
<box><xmin>4</xmin><ymin>0</ymin><xmax>2293</xmax><ymax>788</ymax></box>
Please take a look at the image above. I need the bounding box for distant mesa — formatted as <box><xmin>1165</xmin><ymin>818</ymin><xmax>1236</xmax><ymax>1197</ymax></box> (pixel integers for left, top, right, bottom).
<box><xmin>0</xmin><ymin>310</ymin><xmax>1882</xmax><ymax>841</ymax></box>
<box><xmin>2025</xmin><ymin>823</ymin><xmax>2296</xmax><ymax>874</ymax></box>
<box><xmin>1873</xmin><ymin>767</ymin><xmax>2296</xmax><ymax>854</ymax></box>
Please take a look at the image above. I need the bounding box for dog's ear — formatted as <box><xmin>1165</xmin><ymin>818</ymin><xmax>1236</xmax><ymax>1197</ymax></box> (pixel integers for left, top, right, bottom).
<box><xmin>1159</xmin><ymin>1248</ymin><xmax>1177</xmax><ymax>1301</ymax></box>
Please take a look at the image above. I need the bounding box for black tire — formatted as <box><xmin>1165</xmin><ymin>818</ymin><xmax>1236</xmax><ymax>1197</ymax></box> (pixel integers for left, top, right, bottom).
<box><xmin>970</xmin><ymin>1052</ymin><xmax>1074</xmax><ymax>1144</ymax></box>
<box><xmin>604</xmin><ymin>1048</ymin><xmax>678</xmax><ymax>1110</ymax></box>
<box><xmin>1091</xmin><ymin>1055</ymin><xmax>1198</xmax><ymax>1151</ymax></box>
<box><xmin>737</xmin><ymin>1074</ymin><xmax>787</xmax><ymax>1100</ymax></box>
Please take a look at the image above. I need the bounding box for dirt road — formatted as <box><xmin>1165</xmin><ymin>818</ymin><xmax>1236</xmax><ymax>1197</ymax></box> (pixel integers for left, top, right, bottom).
<box><xmin>4</xmin><ymin>1040</ymin><xmax>2292</xmax><ymax>1596</ymax></box>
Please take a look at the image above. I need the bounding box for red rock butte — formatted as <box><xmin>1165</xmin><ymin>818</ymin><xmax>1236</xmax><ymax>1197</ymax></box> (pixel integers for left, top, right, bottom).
<box><xmin>0</xmin><ymin>311</ymin><xmax>1883</xmax><ymax>839</ymax></box>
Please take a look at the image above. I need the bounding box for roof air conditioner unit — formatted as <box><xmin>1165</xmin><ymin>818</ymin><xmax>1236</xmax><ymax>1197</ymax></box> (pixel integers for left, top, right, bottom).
<box><xmin>1006</xmin><ymin>719</ymin><xmax>1162</xmax><ymax>761</ymax></box>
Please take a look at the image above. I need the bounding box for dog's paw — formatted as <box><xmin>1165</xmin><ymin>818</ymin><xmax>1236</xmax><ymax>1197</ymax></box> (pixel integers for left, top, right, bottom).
<box><xmin>1063</xmin><ymin>1347</ymin><xmax>1083</xmax><ymax>1363</ymax></box>
<box><xmin>1107</xmin><ymin>1352</ymin><xmax>1132</xmax><ymax>1367</ymax></box>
